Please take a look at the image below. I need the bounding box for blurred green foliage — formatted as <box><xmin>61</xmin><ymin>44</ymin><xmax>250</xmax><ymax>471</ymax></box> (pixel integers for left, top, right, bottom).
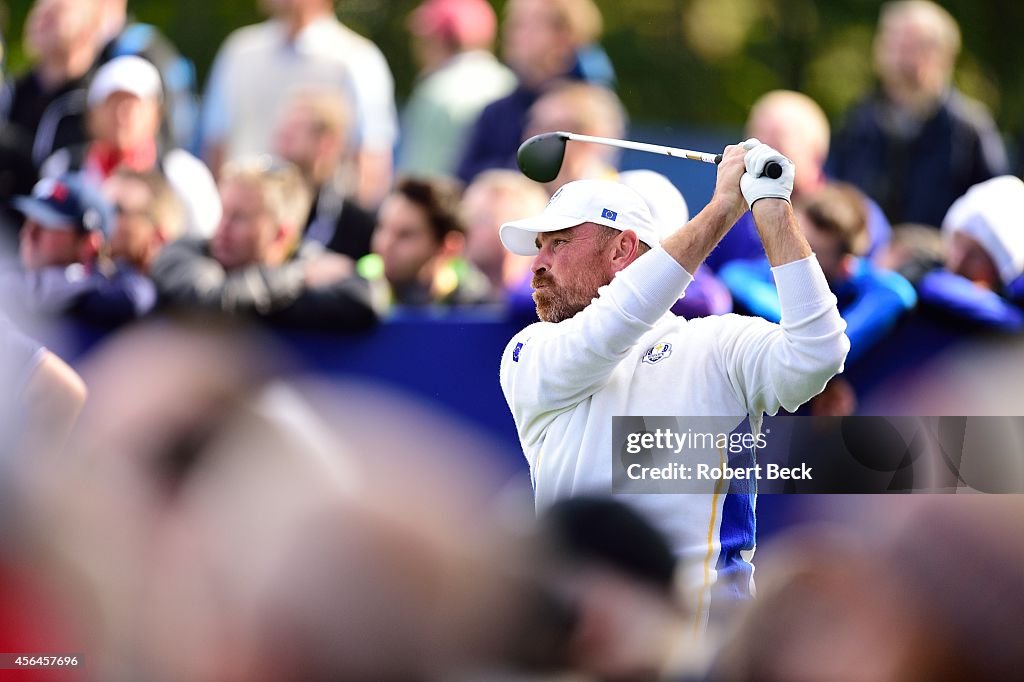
<box><xmin>4</xmin><ymin>0</ymin><xmax>1022</xmax><ymax>135</ymax></box>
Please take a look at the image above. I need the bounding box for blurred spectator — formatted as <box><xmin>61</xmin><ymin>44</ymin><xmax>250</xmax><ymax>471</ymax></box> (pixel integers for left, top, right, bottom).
<box><xmin>0</xmin><ymin>174</ymin><xmax>156</xmax><ymax>325</ymax></box>
<box><xmin>10</xmin><ymin>322</ymin><xmax>563</xmax><ymax>679</ymax></box>
<box><xmin>397</xmin><ymin>0</ymin><xmax>516</xmax><ymax>178</ymax></box>
<box><xmin>0</xmin><ymin>129</ymin><xmax>38</xmax><ymax>245</ymax></box>
<box><xmin>360</xmin><ymin>176</ymin><xmax>491</xmax><ymax>308</ymax></box>
<box><xmin>272</xmin><ymin>88</ymin><xmax>376</xmax><ymax>261</ymax></box>
<box><xmin>719</xmin><ymin>183</ymin><xmax>917</xmax><ymax>414</ymax></box>
<box><xmin>456</xmin><ymin>0</ymin><xmax>606</xmax><ymax>183</ymax></box>
<box><xmin>0</xmin><ymin>0</ymin><xmax>104</xmax><ymax>167</ymax></box>
<box><xmin>152</xmin><ymin>157</ymin><xmax>376</xmax><ymax>332</ymax></box>
<box><xmin>875</xmin><ymin>222</ymin><xmax>946</xmax><ymax>284</ymax></box>
<box><xmin>915</xmin><ymin>175</ymin><xmax>1024</xmax><ymax>331</ymax></box>
<box><xmin>41</xmin><ymin>56</ymin><xmax>220</xmax><ymax>239</ymax></box>
<box><xmin>942</xmin><ymin>176</ymin><xmax>1024</xmax><ymax>292</ymax></box>
<box><xmin>523</xmin><ymin>81</ymin><xmax>626</xmax><ymax>194</ymax></box>
<box><xmin>461</xmin><ymin>169</ymin><xmax>548</xmax><ymax>301</ymax></box>
<box><xmin>93</xmin><ymin>0</ymin><xmax>199</xmax><ymax>151</ymax></box>
<box><xmin>712</xmin><ymin>497</ymin><xmax>1024</xmax><ymax>681</ymax></box>
<box><xmin>102</xmin><ymin>167</ymin><xmax>184</xmax><ymax>275</ymax></box>
<box><xmin>828</xmin><ymin>0</ymin><xmax>1009</xmax><ymax>227</ymax></box>
<box><xmin>706</xmin><ymin>90</ymin><xmax>891</xmax><ymax>273</ymax></box>
<box><xmin>200</xmin><ymin>0</ymin><xmax>397</xmax><ymax>209</ymax></box>
<box><xmin>538</xmin><ymin>496</ymin><xmax>694</xmax><ymax>680</ymax></box>
<box><xmin>620</xmin><ymin>168</ymin><xmax>733</xmax><ymax>320</ymax></box>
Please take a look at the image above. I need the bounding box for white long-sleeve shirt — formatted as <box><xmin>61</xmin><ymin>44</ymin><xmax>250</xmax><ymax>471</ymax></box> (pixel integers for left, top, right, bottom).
<box><xmin>499</xmin><ymin>246</ymin><xmax>849</xmax><ymax>622</ymax></box>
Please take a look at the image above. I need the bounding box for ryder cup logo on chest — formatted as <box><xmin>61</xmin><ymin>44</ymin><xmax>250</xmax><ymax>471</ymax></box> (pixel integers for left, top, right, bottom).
<box><xmin>642</xmin><ymin>342</ymin><xmax>673</xmax><ymax>365</ymax></box>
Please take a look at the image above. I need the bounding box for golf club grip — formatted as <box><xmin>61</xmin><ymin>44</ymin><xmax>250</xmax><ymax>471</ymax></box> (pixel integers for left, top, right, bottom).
<box><xmin>713</xmin><ymin>154</ymin><xmax>784</xmax><ymax>179</ymax></box>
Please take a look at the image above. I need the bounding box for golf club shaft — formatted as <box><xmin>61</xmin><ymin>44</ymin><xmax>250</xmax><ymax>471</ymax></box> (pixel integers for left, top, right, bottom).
<box><xmin>563</xmin><ymin>132</ymin><xmax>722</xmax><ymax>166</ymax></box>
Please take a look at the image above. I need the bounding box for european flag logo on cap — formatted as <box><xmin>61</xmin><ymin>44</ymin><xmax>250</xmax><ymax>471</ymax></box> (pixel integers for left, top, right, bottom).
<box><xmin>601</xmin><ymin>208</ymin><xmax>617</xmax><ymax>221</ymax></box>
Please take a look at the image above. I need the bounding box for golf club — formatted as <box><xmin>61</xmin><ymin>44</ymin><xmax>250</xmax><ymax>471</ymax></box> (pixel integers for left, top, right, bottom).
<box><xmin>517</xmin><ymin>131</ymin><xmax>783</xmax><ymax>184</ymax></box>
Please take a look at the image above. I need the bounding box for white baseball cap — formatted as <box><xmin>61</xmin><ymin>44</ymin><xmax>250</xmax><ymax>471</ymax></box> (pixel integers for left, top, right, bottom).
<box><xmin>942</xmin><ymin>175</ymin><xmax>1024</xmax><ymax>286</ymax></box>
<box><xmin>88</xmin><ymin>55</ymin><xmax>163</xmax><ymax>107</ymax></box>
<box><xmin>500</xmin><ymin>179</ymin><xmax>660</xmax><ymax>256</ymax></box>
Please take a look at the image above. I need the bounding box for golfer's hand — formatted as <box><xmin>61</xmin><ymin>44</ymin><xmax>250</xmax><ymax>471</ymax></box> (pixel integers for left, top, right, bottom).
<box><xmin>740</xmin><ymin>138</ymin><xmax>794</xmax><ymax>207</ymax></box>
<box><xmin>711</xmin><ymin>143</ymin><xmax>749</xmax><ymax>222</ymax></box>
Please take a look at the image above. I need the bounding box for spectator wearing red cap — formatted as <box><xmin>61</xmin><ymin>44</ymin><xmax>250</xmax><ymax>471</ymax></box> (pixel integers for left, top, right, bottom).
<box><xmin>398</xmin><ymin>0</ymin><xmax>515</xmax><ymax>178</ymax></box>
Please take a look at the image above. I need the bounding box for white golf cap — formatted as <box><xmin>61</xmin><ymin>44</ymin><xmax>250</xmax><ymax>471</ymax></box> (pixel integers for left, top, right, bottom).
<box><xmin>88</xmin><ymin>55</ymin><xmax>162</xmax><ymax>107</ymax></box>
<box><xmin>942</xmin><ymin>175</ymin><xmax>1024</xmax><ymax>286</ymax></box>
<box><xmin>500</xmin><ymin>179</ymin><xmax>660</xmax><ymax>256</ymax></box>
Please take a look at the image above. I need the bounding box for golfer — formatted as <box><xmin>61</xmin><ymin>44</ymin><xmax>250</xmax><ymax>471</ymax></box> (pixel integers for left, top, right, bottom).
<box><xmin>498</xmin><ymin>140</ymin><xmax>849</xmax><ymax>624</ymax></box>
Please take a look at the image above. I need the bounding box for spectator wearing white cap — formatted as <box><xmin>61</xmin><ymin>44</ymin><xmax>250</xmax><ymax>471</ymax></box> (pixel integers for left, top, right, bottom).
<box><xmin>398</xmin><ymin>0</ymin><xmax>515</xmax><ymax>177</ymax></box>
<box><xmin>915</xmin><ymin>175</ymin><xmax>1024</xmax><ymax>331</ymax></box>
<box><xmin>942</xmin><ymin>176</ymin><xmax>1024</xmax><ymax>292</ymax></box>
<box><xmin>39</xmin><ymin>55</ymin><xmax>221</xmax><ymax>240</ymax></box>
<box><xmin>498</xmin><ymin>141</ymin><xmax>849</xmax><ymax>621</ymax></box>
<box><xmin>92</xmin><ymin>0</ymin><xmax>200</xmax><ymax>151</ymax></box>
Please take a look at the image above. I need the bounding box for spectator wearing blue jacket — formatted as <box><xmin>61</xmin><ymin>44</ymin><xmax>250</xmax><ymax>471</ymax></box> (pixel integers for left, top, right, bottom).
<box><xmin>720</xmin><ymin>184</ymin><xmax>916</xmax><ymax>414</ymax></box>
<box><xmin>916</xmin><ymin>176</ymin><xmax>1024</xmax><ymax>332</ymax></box>
<box><xmin>706</xmin><ymin>90</ymin><xmax>891</xmax><ymax>273</ymax></box>
<box><xmin>0</xmin><ymin>173</ymin><xmax>156</xmax><ymax>326</ymax></box>
<box><xmin>456</xmin><ymin>0</ymin><xmax>606</xmax><ymax>184</ymax></box>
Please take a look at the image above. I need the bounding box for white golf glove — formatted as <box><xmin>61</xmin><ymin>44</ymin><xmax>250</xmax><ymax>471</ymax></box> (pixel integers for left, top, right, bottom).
<box><xmin>739</xmin><ymin>138</ymin><xmax>795</xmax><ymax>207</ymax></box>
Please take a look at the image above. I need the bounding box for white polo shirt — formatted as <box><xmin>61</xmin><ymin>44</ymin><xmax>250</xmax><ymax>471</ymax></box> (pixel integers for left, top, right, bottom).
<box><xmin>500</xmin><ymin>247</ymin><xmax>849</xmax><ymax>624</ymax></box>
<box><xmin>201</xmin><ymin>17</ymin><xmax>398</xmax><ymax>160</ymax></box>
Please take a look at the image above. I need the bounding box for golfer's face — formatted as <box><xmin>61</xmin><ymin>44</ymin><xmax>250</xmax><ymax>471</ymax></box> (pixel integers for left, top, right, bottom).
<box><xmin>531</xmin><ymin>222</ymin><xmax>613</xmax><ymax>323</ymax></box>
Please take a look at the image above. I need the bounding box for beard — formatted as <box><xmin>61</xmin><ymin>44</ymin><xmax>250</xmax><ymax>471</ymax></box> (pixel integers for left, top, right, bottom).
<box><xmin>532</xmin><ymin>270</ymin><xmax>608</xmax><ymax>323</ymax></box>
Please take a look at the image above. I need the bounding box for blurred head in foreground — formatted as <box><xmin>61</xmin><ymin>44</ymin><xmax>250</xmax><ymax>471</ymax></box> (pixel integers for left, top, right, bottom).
<box><xmin>712</xmin><ymin>496</ymin><xmax>1024</xmax><ymax>681</ymax></box>
<box><xmin>538</xmin><ymin>496</ymin><xmax>694</xmax><ymax>681</ymax></box>
<box><xmin>20</xmin><ymin>321</ymin><xmax>564</xmax><ymax>680</ymax></box>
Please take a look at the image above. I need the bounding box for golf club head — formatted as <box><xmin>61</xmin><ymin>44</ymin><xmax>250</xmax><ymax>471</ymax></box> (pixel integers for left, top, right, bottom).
<box><xmin>517</xmin><ymin>132</ymin><xmax>568</xmax><ymax>183</ymax></box>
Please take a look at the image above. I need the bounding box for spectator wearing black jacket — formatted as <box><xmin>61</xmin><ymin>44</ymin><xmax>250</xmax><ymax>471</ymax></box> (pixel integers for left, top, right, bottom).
<box><xmin>0</xmin><ymin>0</ymin><xmax>104</xmax><ymax>168</ymax></box>
<box><xmin>828</xmin><ymin>1</ymin><xmax>1008</xmax><ymax>227</ymax></box>
<box><xmin>152</xmin><ymin>157</ymin><xmax>377</xmax><ymax>332</ymax></box>
<box><xmin>272</xmin><ymin>89</ymin><xmax>376</xmax><ymax>262</ymax></box>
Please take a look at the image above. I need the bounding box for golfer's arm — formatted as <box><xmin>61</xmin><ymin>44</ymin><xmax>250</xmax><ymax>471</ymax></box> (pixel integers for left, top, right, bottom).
<box><xmin>660</xmin><ymin>198</ymin><xmax>741</xmax><ymax>274</ymax></box>
<box><xmin>750</xmin><ymin>199</ymin><xmax>812</xmax><ymax>266</ymax></box>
